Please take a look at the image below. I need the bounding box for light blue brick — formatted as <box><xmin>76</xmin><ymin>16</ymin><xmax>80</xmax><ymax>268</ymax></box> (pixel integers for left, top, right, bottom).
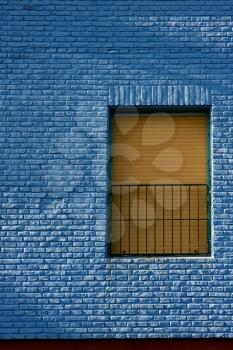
<box><xmin>0</xmin><ymin>0</ymin><xmax>233</xmax><ymax>340</ymax></box>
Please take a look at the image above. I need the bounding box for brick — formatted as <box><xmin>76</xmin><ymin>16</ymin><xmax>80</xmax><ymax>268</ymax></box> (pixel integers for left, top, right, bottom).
<box><xmin>0</xmin><ymin>0</ymin><xmax>233</xmax><ymax>339</ymax></box>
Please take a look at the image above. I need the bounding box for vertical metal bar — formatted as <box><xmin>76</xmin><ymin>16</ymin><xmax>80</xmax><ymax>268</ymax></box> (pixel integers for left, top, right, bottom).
<box><xmin>108</xmin><ymin>115</ymin><xmax>113</xmax><ymax>256</ymax></box>
<box><xmin>197</xmin><ymin>185</ymin><xmax>199</xmax><ymax>254</ymax></box>
<box><xmin>207</xmin><ymin>114</ymin><xmax>211</xmax><ymax>255</ymax></box>
<box><xmin>146</xmin><ymin>185</ymin><xmax>147</xmax><ymax>254</ymax></box>
<box><xmin>163</xmin><ymin>185</ymin><xmax>165</xmax><ymax>254</ymax></box>
<box><xmin>180</xmin><ymin>185</ymin><xmax>182</xmax><ymax>254</ymax></box>
<box><xmin>137</xmin><ymin>185</ymin><xmax>139</xmax><ymax>254</ymax></box>
<box><xmin>128</xmin><ymin>185</ymin><xmax>130</xmax><ymax>254</ymax></box>
<box><xmin>172</xmin><ymin>185</ymin><xmax>173</xmax><ymax>254</ymax></box>
<box><xmin>206</xmin><ymin>185</ymin><xmax>209</xmax><ymax>254</ymax></box>
<box><xmin>120</xmin><ymin>186</ymin><xmax>122</xmax><ymax>254</ymax></box>
<box><xmin>108</xmin><ymin>186</ymin><xmax>113</xmax><ymax>254</ymax></box>
<box><xmin>154</xmin><ymin>185</ymin><xmax>156</xmax><ymax>254</ymax></box>
<box><xmin>189</xmin><ymin>185</ymin><xmax>191</xmax><ymax>253</ymax></box>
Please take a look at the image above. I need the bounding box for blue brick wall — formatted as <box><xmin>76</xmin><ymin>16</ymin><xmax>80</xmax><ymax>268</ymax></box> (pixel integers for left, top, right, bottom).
<box><xmin>0</xmin><ymin>0</ymin><xmax>233</xmax><ymax>339</ymax></box>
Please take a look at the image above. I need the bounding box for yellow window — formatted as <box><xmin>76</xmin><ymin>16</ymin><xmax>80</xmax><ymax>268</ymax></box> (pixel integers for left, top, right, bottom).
<box><xmin>110</xmin><ymin>110</ymin><xmax>210</xmax><ymax>256</ymax></box>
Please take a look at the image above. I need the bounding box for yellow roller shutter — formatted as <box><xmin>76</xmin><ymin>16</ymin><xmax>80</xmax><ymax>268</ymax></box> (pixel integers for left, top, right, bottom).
<box><xmin>112</xmin><ymin>113</ymin><xmax>208</xmax><ymax>185</ymax></box>
<box><xmin>110</xmin><ymin>112</ymin><xmax>209</xmax><ymax>256</ymax></box>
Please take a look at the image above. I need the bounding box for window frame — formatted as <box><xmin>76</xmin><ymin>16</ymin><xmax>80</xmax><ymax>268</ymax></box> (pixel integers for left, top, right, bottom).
<box><xmin>107</xmin><ymin>106</ymin><xmax>211</xmax><ymax>258</ymax></box>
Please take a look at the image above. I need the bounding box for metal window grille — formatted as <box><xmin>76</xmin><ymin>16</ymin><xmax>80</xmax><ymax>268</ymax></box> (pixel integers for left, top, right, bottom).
<box><xmin>110</xmin><ymin>184</ymin><xmax>209</xmax><ymax>256</ymax></box>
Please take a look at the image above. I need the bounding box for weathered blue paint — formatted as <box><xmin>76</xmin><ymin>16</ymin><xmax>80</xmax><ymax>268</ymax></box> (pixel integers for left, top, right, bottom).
<box><xmin>0</xmin><ymin>0</ymin><xmax>233</xmax><ymax>339</ymax></box>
